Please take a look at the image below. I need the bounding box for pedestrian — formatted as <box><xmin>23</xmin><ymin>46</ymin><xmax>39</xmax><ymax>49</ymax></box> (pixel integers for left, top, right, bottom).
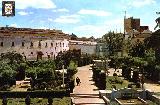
<box><xmin>76</xmin><ymin>77</ymin><xmax>80</xmax><ymax>86</ymax></box>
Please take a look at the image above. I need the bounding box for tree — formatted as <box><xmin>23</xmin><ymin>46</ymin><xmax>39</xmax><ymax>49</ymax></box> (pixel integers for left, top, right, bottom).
<box><xmin>103</xmin><ymin>31</ymin><xmax>124</xmax><ymax>56</ymax></box>
<box><xmin>26</xmin><ymin>67</ymin><xmax>37</xmax><ymax>79</ymax></box>
<box><xmin>0</xmin><ymin>51</ymin><xmax>23</xmax><ymax>64</ymax></box>
<box><xmin>144</xmin><ymin>29</ymin><xmax>160</xmax><ymax>62</ymax></box>
<box><xmin>129</xmin><ymin>40</ymin><xmax>145</xmax><ymax>57</ymax></box>
<box><xmin>16</xmin><ymin>63</ymin><xmax>28</xmax><ymax>80</ymax></box>
<box><xmin>0</xmin><ymin>62</ymin><xmax>16</xmax><ymax>86</ymax></box>
<box><xmin>55</xmin><ymin>49</ymin><xmax>81</xmax><ymax>68</ymax></box>
<box><xmin>70</xmin><ymin>33</ymin><xmax>78</xmax><ymax>40</ymax></box>
<box><xmin>67</xmin><ymin>61</ymin><xmax>77</xmax><ymax>78</ymax></box>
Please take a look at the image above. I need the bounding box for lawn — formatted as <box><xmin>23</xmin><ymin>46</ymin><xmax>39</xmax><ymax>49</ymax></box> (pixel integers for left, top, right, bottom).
<box><xmin>146</xmin><ymin>100</ymin><xmax>158</xmax><ymax>105</ymax></box>
<box><xmin>106</xmin><ymin>76</ymin><xmax>130</xmax><ymax>90</ymax></box>
<box><xmin>0</xmin><ymin>97</ymin><xmax>71</xmax><ymax>105</ymax></box>
<box><xmin>154</xmin><ymin>92</ymin><xmax>160</xmax><ymax>96</ymax></box>
<box><xmin>110</xmin><ymin>100</ymin><xmax>158</xmax><ymax>105</ymax></box>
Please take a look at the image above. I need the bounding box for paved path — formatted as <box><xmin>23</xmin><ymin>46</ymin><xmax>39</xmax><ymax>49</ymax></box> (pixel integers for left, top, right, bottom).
<box><xmin>71</xmin><ymin>65</ymin><xmax>105</xmax><ymax>105</ymax></box>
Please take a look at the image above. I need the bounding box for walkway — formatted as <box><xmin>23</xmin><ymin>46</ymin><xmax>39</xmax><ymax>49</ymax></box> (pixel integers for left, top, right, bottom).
<box><xmin>71</xmin><ymin>65</ymin><xmax>105</xmax><ymax>105</ymax></box>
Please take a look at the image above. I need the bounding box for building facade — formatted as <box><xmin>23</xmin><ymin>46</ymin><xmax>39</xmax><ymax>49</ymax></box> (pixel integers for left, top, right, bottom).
<box><xmin>69</xmin><ymin>40</ymin><xmax>97</xmax><ymax>55</ymax></box>
<box><xmin>124</xmin><ymin>17</ymin><xmax>152</xmax><ymax>43</ymax></box>
<box><xmin>0</xmin><ymin>27</ymin><xmax>69</xmax><ymax>60</ymax></box>
<box><xmin>124</xmin><ymin>17</ymin><xmax>140</xmax><ymax>34</ymax></box>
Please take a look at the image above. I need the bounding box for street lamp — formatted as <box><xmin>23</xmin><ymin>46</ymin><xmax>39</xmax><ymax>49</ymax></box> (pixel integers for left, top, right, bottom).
<box><xmin>62</xmin><ymin>65</ymin><xmax>65</xmax><ymax>88</ymax></box>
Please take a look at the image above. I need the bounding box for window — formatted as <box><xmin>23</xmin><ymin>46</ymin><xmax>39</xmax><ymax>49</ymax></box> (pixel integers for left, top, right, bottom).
<box><xmin>63</xmin><ymin>43</ymin><xmax>64</xmax><ymax>47</ymax></box>
<box><xmin>60</xmin><ymin>43</ymin><xmax>61</xmax><ymax>47</ymax></box>
<box><xmin>22</xmin><ymin>42</ymin><xmax>24</xmax><ymax>47</ymax></box>
<box><xmin>55</xmin><ymin>47</ymin><xmax>56</xmax><ymax>50</ymax></box>
<box><xmin>51</xmin><ymin>43</ymin><xmax>53</xmax><ymax>47</ymax></box>
<box><xmin>38</xmin><ymin>41</ymin><xmax>41</xmax><ymax>47</ymax></box>
<box><xmin>56</xmin><ymin>43</ymin><xmax>58</xmax><ymax>47</ymax></box>
<box><xmin>0</xmin><ymin>42</ymin><xmax>3</xmax><ymax>47</ymax></box>
<box><xmin>30</xmin><ymin>42</ymin><xmax>33</xmax><ymax>47</ymax></box>
<box><xmin>11</xmin><ymin>42</ymin><xmax>14</xmax><ymax>47</ymax></box>
<box><xmin>54</xmin><ymin>55</ymin><xmax>55</xmax><ymax>59</ymax></box>
<box><xmin>31</xmin><ymin>52</ymin><xmax>33</xmax><ymax>54</ymax></box>
<box><xmin>45</xmin><ymin>42</ymin><xmax>48</xmax><ymax>47</ymax></box>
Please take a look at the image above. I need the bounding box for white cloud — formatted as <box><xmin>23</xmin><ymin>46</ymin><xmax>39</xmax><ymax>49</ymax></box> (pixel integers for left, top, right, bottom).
<box><xmin>73</xmin><ymin>25</ymin><xmax>108</xmax><ymax>38</ymax></box>
<box><xmin>0</xmin><ymin>11</ymin><xmax>2</xmax><ymax>15</ymax></box>
<box><xmin>78</xmin><ymin>9</ymin><xmax>112</xmax><ymax>16</ymax></box>
<box><xmin>40</xmin><ymin>20</ymin><xmax>45</xmax><ymax>24</ymax></box>
<box><xmin>73</xmin><ymin>18</ymin><xmax>125</xmax><ymax>38</ymax></box>
<box><xmin>18</xmin><ymin>11</ymin><xmax>28</xmax><ymax>15</ymax></box>
<box><xmin>129</xmin><ymin>0</ymin><xmax>156</xmax><ymax>8</ymax></box>
<box><xmin>48</xmin><ymin>18</ymin><xmax>53</xmax><ymax>22</ymax></box>
<box><xmin>54</xmin><ymin>14</ymin><xmax>80</xmax><ymax>24</ymax></box>
<box><xmin>53</xmin><ymin>8</ymin><xmax>69</xmax><ymax>12</ymax></box>
<box><xmin>10</xmin><ymin>0</ymin><xmax>56</xmax><ymax>9</ymax></box>
<box><xmin>10</xmin><ymin>23</ymin><xmax>18</xmax><ymax>27</ymax></box>
<box><xmin>17</xmin><ymin>11</ymin><xmax>33</xmax><ymax>15</ymax></box>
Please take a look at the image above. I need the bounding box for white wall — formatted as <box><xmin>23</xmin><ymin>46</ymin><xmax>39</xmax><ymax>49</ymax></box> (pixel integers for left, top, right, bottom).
<box><xmin>0</xmin><ymin>36</ymin><xmax>69</xmax><ymax>60</ymax></box>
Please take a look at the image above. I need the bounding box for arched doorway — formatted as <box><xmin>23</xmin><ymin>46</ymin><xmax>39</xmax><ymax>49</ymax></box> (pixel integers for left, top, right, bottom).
<box><xmin>37</xmin><ymin>51</ymin><xmax>44</xmax><ymax>61</ymax></box>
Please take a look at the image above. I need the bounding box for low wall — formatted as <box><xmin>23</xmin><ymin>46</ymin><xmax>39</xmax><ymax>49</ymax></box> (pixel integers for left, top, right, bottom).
<box><xmin>147</xmin><ymin>92</ymin><xmax>160</xmax><ymax>105</ymax></box>
<box><xmin>145</xmin><ymin>90</ymin><xmax>160</xmax><ymax>105</ymax></box>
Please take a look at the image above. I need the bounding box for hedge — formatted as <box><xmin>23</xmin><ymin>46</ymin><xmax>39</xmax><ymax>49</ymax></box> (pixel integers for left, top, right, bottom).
<box><xmin>0</xmin><ymin>90</ymin><xmax>70</xmax><ymax>98</ymax></box>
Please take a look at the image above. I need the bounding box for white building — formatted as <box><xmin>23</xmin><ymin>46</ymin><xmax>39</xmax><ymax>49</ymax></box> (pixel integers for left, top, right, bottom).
<box><xmin>69</xmin><ymin>40</ymin><xmax>97</xmax><ymax>55</ymax></box>
<box><xmin>0</xmin><ymin>27</ymin><xmax>69</xmax><ymax>60</ymax></box>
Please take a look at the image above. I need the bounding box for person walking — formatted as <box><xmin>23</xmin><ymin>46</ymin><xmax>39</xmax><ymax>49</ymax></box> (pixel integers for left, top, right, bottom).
<box><xmin>76</xmin><ymin>77</ymin><xmax>81</xmax><ymax>86</ymax></box>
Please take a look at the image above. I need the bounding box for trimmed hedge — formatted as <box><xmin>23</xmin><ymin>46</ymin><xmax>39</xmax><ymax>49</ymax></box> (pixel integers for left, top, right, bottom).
<box><xmin>0</xmin><ymin>90</ymin><xmax>70</xmax><ymax>98</ymax></box>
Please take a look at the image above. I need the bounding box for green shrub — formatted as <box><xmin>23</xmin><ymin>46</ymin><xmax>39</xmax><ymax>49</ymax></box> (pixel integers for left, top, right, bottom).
<box><xmin>67</xmin><ymin>61</ymin><xmax>77</xmax><ymax>78</ymax></box>
<box><xmin>98</xmin><ymin>72</ymin><xmax>106</xmax><ymax>90</ymax></box>
<box><xmin>113</xmin><ymin>73</ymin><xmax>117</xmax><ymax>76</ymax></box>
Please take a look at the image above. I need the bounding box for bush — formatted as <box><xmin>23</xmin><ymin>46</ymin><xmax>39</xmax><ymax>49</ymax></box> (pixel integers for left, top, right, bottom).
<box><xmin>132</xmin><ymin>70</ymin><xmax>139</xmax><ymax>83</ymax></box>
<box><xmin>67</xmin><ymin>61</ymin><xmax>77</xmax><ymax>78</ymax></box>
<box><xmin>98</xmin><ymin>72</ymin><xmax>106</xmax><ymax>90</ymax></box>
<box><xmin>128</xmin><ymin>84</ymin><xmax>132</xmax><ymax>88</ymax></box>
<box><xmin>136</xmin><ymin>82</ymin><xmax>141</xmax><ymax>88</ymax></box>
<box><xmin>0</xmin><ymin>90</ymin><xmax>70</xmax><ymax>98</ymax></box>
<box><xmin>92</xmin><ymin>68</ymin><xmax>101</xmax><ymax>81</ymax></box>
<box><xmin>113</xmin><ymin>73</ymin><xmax>117</xmax><ymax>76</ymax></box>
<box><xmin>48</xmin><ymin>97</ymin><xmax>53</xmax><ymax>105</ymax></box>
<box><xmin>112</xmin><ymin>85</ymin><xmax>116</xmax><ymax>90</ymax></box>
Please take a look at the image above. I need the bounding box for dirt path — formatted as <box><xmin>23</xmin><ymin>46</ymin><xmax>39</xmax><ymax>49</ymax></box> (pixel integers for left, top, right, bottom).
<box><xmin>71</xmin><ymin>65</ymin><xmax>105</xmax><ymax>105</ymax></box>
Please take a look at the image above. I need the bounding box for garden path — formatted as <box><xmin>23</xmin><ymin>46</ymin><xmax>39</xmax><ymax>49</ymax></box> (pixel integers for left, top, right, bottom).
<box><xmin>71</xmin><ymin>65</ymin><xmax>105</xmax><ymax>105</ymax></box>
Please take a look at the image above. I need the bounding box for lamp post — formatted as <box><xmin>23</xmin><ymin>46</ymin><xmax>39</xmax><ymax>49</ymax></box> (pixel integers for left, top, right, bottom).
<box><xmin>62</xmin><ymin>65</ymin><xmax>65</xmax><ymax>88</ymax></box>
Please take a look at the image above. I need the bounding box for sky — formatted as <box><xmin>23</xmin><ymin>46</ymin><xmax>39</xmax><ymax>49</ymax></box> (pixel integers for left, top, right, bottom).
<box><xmin>0</xmin><ymin>0</ymin><xmax>160</xmax><ymax>38</ymax></box>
